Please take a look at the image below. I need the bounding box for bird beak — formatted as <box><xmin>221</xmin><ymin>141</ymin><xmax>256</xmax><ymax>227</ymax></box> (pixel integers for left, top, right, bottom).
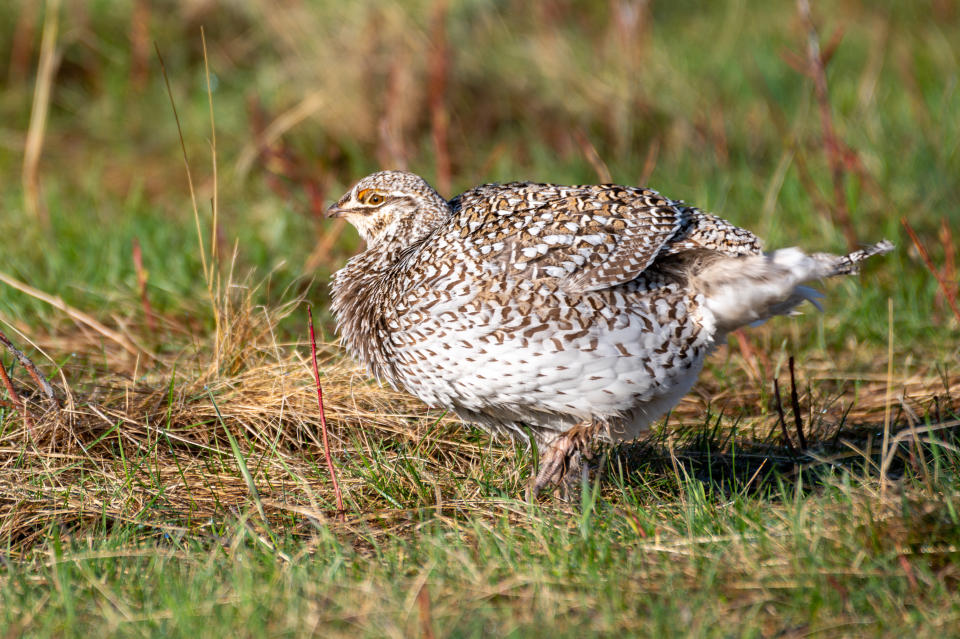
<box><xmin>326</xmin><ymin>203</ymin><xmax>347</xmax><ymax>219</ymax></box>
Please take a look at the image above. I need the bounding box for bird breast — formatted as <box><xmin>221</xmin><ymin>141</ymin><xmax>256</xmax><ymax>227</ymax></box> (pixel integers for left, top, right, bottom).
<box><xmin>380</xmin><ymin>261</ymin><xmax>714</xmax><ymax>426</ymax></box>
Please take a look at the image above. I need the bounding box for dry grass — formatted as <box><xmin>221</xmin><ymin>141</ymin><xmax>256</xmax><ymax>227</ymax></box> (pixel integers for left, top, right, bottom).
<box><xmin>0</xmin><ymin>277</ymin><xmax>507</xmax><ymax>554</ymax></box>
<box><xmin>1</xmin><ymin>269</ymin><xmax>957</xmax><ymax>558</ymax></box>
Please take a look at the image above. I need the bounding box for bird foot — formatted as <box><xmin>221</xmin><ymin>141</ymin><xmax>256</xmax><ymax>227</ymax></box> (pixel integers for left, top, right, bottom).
<box><xmin>526</xmin><ymin>425</ymin><xmax>597</xmax><ymax>501</ymax></box>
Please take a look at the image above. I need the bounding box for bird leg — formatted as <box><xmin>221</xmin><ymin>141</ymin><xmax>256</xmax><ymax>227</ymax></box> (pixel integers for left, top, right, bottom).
<box><xmin>527</xmin><ymin>421</ymin><xmax>601</xmax><ymax>501</ymax></box>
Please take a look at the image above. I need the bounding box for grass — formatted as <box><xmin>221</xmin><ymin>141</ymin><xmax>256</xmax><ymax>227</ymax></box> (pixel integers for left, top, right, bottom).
<box><xmin>1</xmin><ymin>0</ymin><xmax>959</xmax><ymax>636</ymax></box>
<box><xmin>2</xmin><ymin>476</ymin><xmax>959</xmax><ymax>637</ymax></box>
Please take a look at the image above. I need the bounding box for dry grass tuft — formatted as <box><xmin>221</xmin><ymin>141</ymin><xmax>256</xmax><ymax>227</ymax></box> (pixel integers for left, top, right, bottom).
<box><xmin>0</xmin><ymin>273</ymin><xmax>520</xmax><ymax>555</ymax></box>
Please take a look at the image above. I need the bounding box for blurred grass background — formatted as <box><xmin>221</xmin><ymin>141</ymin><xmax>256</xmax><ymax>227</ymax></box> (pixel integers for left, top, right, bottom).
<box><xmin>1</xmin><ymin>1</ymin><xmax>959</xmax><ymax>636</ymax></box>
<box><xmin>0</xmin><ymin>0</ymin><xmax>956</xmax><ymax>346</ymax></box>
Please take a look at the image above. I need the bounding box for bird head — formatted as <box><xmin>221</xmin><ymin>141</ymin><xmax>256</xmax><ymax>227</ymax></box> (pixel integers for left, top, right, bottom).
<box><xmin>327</xmin><ymin>171</ymin><xmax>450</xmax><ymax>247</ymax></box>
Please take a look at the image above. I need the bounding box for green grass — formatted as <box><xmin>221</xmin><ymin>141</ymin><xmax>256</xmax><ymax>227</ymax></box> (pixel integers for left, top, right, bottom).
<box><xmin>1</xmin><ymin>0</ymin><xmax>959</xmax><ymax>636</ymax></box>
<box><xmin>2</xmin><ymin>468</ymin><xmax>959</xmax><ymax>637</ymax></box>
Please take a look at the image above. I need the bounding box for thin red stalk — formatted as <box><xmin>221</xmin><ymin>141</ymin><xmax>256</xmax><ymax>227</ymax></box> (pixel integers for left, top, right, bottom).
<box><xmin>732</xmin><ymin>329</ymin><xmax>761</xmax><ymax>381</ymax></box>
<box><xmin>428</xmin><ymin>0</ymin><xmax>451</xmax><ymax>195</ymax></box>
<box><xmin>938</xmin><ymin>218</ymin><xmax>957</xmax><ymax>312</ymax></box>
<box><xmin>129</xmin><ymin>0</ymin><xmax>150</xmax><ymax>90</ymax></box>
<box><xmin>132</xmin><ymin>238</ymin><xmax>157</xmax><ymax>332</ymax></box>
<box><xmin>0</xmin><ymin>360</ymin><xmax>34</xmax><ymax>430</ymax></box>
<box><xmin>902</xmin><ymin>217</ymin><xmax>960</xmax><ymax>324</ymax></box>
<box><xmin>7</xmin><ymin>1</ymin><xmax>37</xmax><ymax>81</ymax></box>
<box><xmin>941</xmin><ymin>218</ymin><xmax>956</xmax><ymax>280</ymax></box>
<box><xmin>710</xmin><ymin>107</ymin><xmax>729</xmax><ymax>167</ymax></box>
<box><xmin>573</xmin><ymin>129</ymin><xmax>613</xmax><ymax>184</ymax></box>
<box><xmin>418</xmin><ymin>584</ymin><xmax>436</xmax><ymax>639</ymax></box>
<box><xmin>307</xmin><ymin>305</ymin><xmax>345</xmax><ymax>520</ymax></box>
<box><xmin>898</xmin><ymin>554</ymin><xmax>919</xmax><ymax>592</ymax></box>
<box><xmin>0</xmin><ymin>329</ymin><xmax>57</xmax><ymax>406</ymax></box>
<box><xmin>638</xmin><ymin>138</ymin><xmax>660</xmax><ymax>186</ymax></box>
<box><xmin>378</xmin><ymin>53</ymin><xmax>410</xmax><ymax>169</ymax></box>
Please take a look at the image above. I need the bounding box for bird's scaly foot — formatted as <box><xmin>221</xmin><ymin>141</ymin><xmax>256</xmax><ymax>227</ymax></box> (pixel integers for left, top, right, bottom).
<box><xmin>527</xmin><ymin>422</ymin><xmax>599</xmax><ymax>501</ymax></box>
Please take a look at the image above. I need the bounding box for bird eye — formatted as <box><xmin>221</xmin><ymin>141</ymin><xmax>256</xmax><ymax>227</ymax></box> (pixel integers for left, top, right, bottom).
<box><xmin>367</xmin><ymin>193</ymin><xmax>384</xmax><ymax>205</ymax></box>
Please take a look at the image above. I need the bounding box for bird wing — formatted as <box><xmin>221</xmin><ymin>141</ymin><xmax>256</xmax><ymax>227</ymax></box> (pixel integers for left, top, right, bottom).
<box><xmin>451</xmin><ymin>183</ymin><xmax>692</xmax><ymax>293</ymax></box>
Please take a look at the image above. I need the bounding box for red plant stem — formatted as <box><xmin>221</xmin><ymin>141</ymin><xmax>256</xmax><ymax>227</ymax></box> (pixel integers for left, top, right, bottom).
<box><xmin>941</xmin><ymin>219</ymin><xmax>956</xmax><ymax>286</ymax></box>
<box><xmin>939</xmin><ymin>219</ymin><xmax>958</xmax><ymax>315</ymax></box>
<box><xmin>307</xmin><ymin>305</ymin><xmax>346</xmax><ymax>520</ymax></box>
<box><xmin>638</xmin><ymin>138</ymin><xmax>660</xmax><ymax>186</ymax></box>
<box><xmin>573</xmin><ymin>129</ymin><xmax>613</xmax><ymax>184</ymax></box>
<box><xmin>732</xmin><ymin>329</ymin><xmax>761</xmax><ymax>381</ymax></box>
<box><xmin>418</xmin><ymin>584</ymin><xmax>437</xmax><ymax>639</ymax></box>
<box><xmin>129</xmin><ymin>0</ymin><xmax>150</xmax><ymax>90</ymax></box>
<box><xmin>0</xmin><ymin>329</ymin><xmax>57</xmax><ymax>406</ymax></box>
<box><xmin>902</xmin><ymin>217</ymin><xmax>960</xmax><ymax>325</ymax></box>
<box><xmin>8</xmin><ymin>2</ymin><xmax>37</xmax><ymax>81</ymax></box>
<box><xmin>132</xmin><ymin>238</ymin><xmax>157</xmax><ymax>332</ymax></box>
<box><xmin>0</xmin><ymin>360</ymin><xmax>34</xmax><ymax>430</ymax></box>
<box><xmin>428</xmin><ymin>0</ymin><xmax>451</xmax><ymax>195</ymax></box>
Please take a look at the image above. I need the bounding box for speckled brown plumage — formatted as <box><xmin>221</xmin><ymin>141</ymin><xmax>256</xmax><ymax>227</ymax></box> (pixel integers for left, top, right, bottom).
<box><xmin>328</xmin><ymin>170</ymin><xmax>892</xmax><ymax>497</ymax></box>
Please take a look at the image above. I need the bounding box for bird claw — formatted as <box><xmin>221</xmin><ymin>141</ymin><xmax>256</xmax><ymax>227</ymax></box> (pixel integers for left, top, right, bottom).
<box><xmin>526</xmin><ymin>434</ymin><xmax>585</xmax><ymax>502</ymax></box>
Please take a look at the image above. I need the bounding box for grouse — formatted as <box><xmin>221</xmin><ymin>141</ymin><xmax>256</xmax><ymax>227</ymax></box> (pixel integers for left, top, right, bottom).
<box><xmin>328</xmin><ymin>170</ymin><xmax>892</xmax><ymax>497</ymax></box>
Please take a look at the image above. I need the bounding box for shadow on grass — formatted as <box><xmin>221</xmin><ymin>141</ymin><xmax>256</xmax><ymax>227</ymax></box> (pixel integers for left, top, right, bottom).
<box><xmin>606</xmin><ymin>409</ymin><xmax>960</xmax><ymax>501</ymax></box>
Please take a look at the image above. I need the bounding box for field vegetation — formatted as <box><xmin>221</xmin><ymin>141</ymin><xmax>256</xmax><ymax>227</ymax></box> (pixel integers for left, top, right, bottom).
<box><xmin>0</xmin><ymin>0</ymin><xmax>958</xmax><ymax>636</ymax></box>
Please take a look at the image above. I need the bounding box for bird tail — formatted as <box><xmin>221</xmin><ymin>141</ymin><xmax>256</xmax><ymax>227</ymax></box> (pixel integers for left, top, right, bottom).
<box><xmin>694</xmin><ymin>240</ymin><xmax>894</xmax><ymax>333</ymax></box>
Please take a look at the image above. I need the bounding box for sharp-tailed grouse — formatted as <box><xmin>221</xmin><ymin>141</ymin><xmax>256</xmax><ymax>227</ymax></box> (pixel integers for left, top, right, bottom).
<box><xmin>328</xmin><ymin>170</ymin><xmax>892</xmax><ymax>497</ymax></box>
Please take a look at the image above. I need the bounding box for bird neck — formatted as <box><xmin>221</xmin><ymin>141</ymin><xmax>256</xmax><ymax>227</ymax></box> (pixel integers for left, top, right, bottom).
<box><xmin>330</xmin><ymin>198</ymin><xmax>449</xmax><ymax>383</ymax></box>
<box><xmin>376</xmin><ymin>194</ymin><xmax>451</xmax><ymax>258</ymax></box>
<box><xmin>330</xmin><ymin>249</ymin><xmax>397</xmax><ymax>382</ymax></box>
